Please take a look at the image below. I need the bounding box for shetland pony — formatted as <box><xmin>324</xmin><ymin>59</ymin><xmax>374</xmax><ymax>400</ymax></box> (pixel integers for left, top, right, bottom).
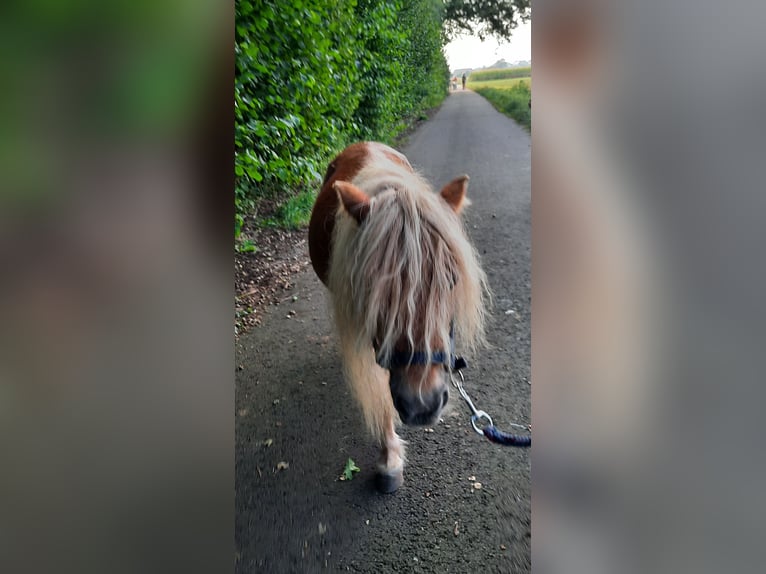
<box><xmin>308</xmin><ymin>142</ymin><xmax>488</xmax><ymax>492</ymax></box>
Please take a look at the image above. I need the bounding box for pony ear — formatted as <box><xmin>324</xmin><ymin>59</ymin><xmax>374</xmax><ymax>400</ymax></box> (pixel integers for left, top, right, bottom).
<box><xmin>440</xmin><ymin>175</ymin><xmax>470</xmax><ymax>214</ymax></box>
<box><xmin>333</xmin><ymin>180</ymin><xmax>370</xmax><ymax>223</ymax></box>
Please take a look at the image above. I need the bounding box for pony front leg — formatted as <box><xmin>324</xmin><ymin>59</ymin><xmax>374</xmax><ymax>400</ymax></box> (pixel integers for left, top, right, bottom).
<box><xmin>338</xmin><ymin>331</ymin><xmax>406</xmax><ymax>492</ymax></box>
<box><xmin>376</xmin><ymin>413</ymin><xmax>405</xmax><ymax>493</ymax></box>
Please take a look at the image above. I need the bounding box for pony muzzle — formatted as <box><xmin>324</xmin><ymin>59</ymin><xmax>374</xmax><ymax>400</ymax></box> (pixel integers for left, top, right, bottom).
<box><xmin>388</xmin><ymin>370</ymin><xmax>449</xmax><ymax>426</ymax></box>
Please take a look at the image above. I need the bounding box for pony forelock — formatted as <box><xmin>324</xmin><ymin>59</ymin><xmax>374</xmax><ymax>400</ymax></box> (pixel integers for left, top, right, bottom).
<box><xmin>328</xmin><ymin>171</ymin><xmax>488</xmax><ymax>368</ymax></box>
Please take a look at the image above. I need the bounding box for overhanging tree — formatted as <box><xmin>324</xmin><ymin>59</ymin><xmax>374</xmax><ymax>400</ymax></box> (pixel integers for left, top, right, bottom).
<box><xmin>443</xmin><ymin>0</ymin><xmax>531</xmax><ymax>41</ymax></box>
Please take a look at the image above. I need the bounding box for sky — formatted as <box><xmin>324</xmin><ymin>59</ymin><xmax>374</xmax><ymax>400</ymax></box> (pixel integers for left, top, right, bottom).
<box><xmin>444</xmin><ymin>21</ymin><xmax>531</xmax><ymax>71</ymax></box>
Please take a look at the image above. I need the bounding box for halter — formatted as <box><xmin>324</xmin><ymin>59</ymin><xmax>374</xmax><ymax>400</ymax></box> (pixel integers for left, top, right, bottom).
<box><xmin>374</xmin><ymin>323</ymin><xmax>467</xmax><ymax>371</ymax></box>
<box><xmin>374</xmin><ymin>323</ymin><xmax>531</xmax><ymax>448</ymax></box>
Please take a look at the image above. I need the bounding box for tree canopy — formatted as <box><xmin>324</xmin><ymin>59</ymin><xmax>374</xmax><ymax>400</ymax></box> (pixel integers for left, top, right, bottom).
<box><xmin>443</xmin><ymin>0</ymin><xmax>531</xmax><ymax>41</ymax></box>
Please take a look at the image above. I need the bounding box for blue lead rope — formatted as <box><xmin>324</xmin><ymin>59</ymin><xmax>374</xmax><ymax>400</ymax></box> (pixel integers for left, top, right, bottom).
<box><xmin>483</xmin><ymin>425</ymin><xmax>532</xmax><ymax>447</ymax></box>
<box><xmin>449</xmin><ymin>361</ymin><xmax>531</xmax><ymax>448</ymax></box>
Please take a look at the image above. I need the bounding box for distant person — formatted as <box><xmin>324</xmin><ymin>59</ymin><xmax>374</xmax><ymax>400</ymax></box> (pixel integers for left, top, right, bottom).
<box><xmin>451</xmin><ymin>76</ymin><xmax>458</xmax><ymax>91</ymax></box>
<box><xmin>462</xmin><ymin>73</ymin><xmax>467</xmax><ymax>90</ymax></box>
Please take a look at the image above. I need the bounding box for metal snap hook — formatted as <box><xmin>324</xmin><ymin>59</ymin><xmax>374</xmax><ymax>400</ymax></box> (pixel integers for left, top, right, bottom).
<box><xmin>470</xmin><ymin>411</ymin><xmax>493</xmax><ymax>435</ymax></box>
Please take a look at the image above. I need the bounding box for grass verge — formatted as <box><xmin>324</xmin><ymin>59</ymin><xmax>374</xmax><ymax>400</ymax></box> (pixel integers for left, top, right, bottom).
<box><xmin>473</xmin><ymin>81</ymin><xmax>531</xmax><ymax>132</ymax></box>
<box><xmin>261</xmin><ymin>188</ymin><xmax>316</xmax><ymax>229</ymax></box>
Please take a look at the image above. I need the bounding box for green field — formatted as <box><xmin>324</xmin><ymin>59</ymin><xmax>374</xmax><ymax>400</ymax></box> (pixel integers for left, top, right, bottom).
<box><xmin>466</xmin><ymin>77</ymin><xmax>530</xmax><ymax>90</ymax></box>
<box><xmin>467</xmin><ymin>66</ymin><xmax>531</xmax><ymax>81</ymax></box>
<box><xmin>467</xmin><ymin>75</ymin><xmax>531</xmax><ymax>132</ymax></box>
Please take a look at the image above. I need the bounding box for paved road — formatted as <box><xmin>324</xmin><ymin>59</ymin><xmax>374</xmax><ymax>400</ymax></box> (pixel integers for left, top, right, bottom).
<box><xmin>236</xmin><ymin>90</ymin><xmax>531</xmax><ymax>573</ymax></box>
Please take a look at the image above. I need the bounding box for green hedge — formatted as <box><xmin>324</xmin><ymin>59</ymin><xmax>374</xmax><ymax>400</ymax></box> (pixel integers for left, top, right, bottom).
<box><xmin>467</xmin><ymin>67</ymin><xmax>531</xmax><ymax>82</ymax></box>
<box><xmin>235</xmin><ymin>0</ymin><xmax>449</xmax><ymax>224</ymax></box>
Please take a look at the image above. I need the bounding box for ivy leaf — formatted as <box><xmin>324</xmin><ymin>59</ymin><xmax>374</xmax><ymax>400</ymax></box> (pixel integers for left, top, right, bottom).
<box><xmin>246</xmin><ymin>166</ymin><xmax>263</xmax><ymax>182</ymax></box>
<box><xmin>342</xmin><ymin>458</ymin><xmax>360</xmax><ymax>481</ymax></box>
<box><xmin>236</xmin><ymin>239</ymin><xmax>257</xmax><ymax>253</ymax></box>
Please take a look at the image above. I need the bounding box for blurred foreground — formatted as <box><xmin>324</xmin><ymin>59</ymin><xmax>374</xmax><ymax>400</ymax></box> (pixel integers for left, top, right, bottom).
<box><xmin>0</xmin><ymin>2</ymin><xmax>232</xmax><ymax>572</ymax></box>
<box><xmin>534</xmin><ymin>0</ymin><xmax>766</xmax><ymax>572</ymax></box>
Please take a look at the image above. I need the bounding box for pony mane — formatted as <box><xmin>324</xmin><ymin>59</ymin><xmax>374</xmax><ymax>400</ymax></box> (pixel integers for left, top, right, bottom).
<box><xmin>328</xmin><ymin>171</ymin><xmax>489</xmax><ymax>366</ymax></box>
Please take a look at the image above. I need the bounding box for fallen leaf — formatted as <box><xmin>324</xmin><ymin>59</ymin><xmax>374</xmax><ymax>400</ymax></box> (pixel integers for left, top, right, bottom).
<box><xmin>500</xmin><ymin>544</ymin><xmax>507</xmax><ymax>551</ymax></box>
<box><xmin>468</xmin><ymin>475</ymin><xmax>476</xmax><ymax>481</ymax></box>
<box><xmin>473</xmin><ymin>482</ymin><xmax>482</xmax><ymax>490</ymax></box>
<box><xmin>342</xmin><ymin>458</ymin><xmax>360</xmax><ymax>481</ymax></box>
<box><xmin>454</xmin><ymin>521</ymin><xmax>459</xmax><ymax>536</ymax></box>
<box><xmin>276</xmin><ymin>461</ymin><xmax>289</xmax><ymax>470</ymax></box>
<box><xmin>262</xmin><ymin>438</ymin><xmax>273</xmax><ymax>447</ymax></box>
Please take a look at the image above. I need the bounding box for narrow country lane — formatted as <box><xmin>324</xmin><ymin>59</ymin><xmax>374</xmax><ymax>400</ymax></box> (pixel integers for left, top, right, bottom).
<box><xmin>236</xmin><ymin>90</ymin><xmax>531</xmax><ymax>573</ymax></box>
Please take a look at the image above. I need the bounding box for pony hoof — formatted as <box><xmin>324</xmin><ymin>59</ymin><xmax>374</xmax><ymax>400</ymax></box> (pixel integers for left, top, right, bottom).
<box><xmin>375</xmin><ymin>470</ymin><xmax>403</xmax><ymax>493</ymax></box>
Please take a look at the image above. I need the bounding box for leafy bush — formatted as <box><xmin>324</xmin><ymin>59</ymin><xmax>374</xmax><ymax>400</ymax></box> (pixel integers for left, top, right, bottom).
<box><xmin>235</xmin><ymin>0</ymin><xmax>449</xmax><ymax>230</ymax></box>
<box><xmin>467</xmin><ymin>67</ymin><xmax>531</xmax><ymax>82</ymax></box>
<box><xmin>235</xmin><ymin>1</ymin><xmax>362</xmax><ymax>216</ymax></box>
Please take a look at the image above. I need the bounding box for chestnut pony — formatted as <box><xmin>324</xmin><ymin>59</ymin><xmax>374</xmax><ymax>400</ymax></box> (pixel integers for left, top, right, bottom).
<box><xmin>308</xmin><ymin>142</ymin><xmax>488</xmax><ymax>492</ymax></box>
